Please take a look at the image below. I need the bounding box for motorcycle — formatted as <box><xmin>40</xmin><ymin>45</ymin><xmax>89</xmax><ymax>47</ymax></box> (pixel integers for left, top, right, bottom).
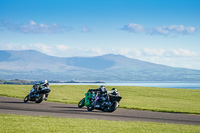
<box><xmin>78</xmin><ymin>89</ymin><xmax>122</xmax><ymax>112</ymax></box>
<box><xmin>24</xmin><ymin>83</ymin><xmax>51</xmax><ymax>103</ymax></box>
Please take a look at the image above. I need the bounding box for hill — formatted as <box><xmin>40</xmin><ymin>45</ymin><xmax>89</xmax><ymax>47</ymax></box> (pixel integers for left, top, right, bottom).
<box><xmin>0</xmin><ymin>50</ymin><xmax>200</xmax><ymax>81</ymax></box>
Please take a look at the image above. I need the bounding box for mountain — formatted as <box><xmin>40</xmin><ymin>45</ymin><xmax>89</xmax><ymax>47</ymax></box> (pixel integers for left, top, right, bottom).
<box><xmin>0</xmin><ymin>50</ymin><xmax>200</xmax><ymax>81</ymax></box>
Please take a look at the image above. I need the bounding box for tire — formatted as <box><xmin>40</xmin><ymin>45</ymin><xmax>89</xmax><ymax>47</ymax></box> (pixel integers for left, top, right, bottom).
<box><xmin>24</xmin><ymin>95</ymin><xmax>29</xmax><ymax>103</ymax></box>
<box><xmin>78</xmin><ymin>98</ymin><xmax>85</xmax><ymax>108</ymax></box>
<box><xmin>35</xmin><ymin>94</ymin><xmax>45</xmax><ymax>103</ymax></box>
<box><xmin>87</xmin><ymin>104</ymin><xmax>94</xmax><ymax>111</ymax></box>
<box><xmin>104</xmin><ymin>101</ymin><xmax>118</xmax><ymax>112</ymax></box>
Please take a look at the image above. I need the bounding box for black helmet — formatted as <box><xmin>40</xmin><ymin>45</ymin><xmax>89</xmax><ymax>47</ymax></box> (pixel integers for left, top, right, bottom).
<box><xmin>111</xmin><ymin>88</ymin><xmax>118</xmax><ymax>92</ymax></box>
<box><xmin>110</xmin><ymin>88</ymin><xmax>119</xmax><ymax>95</ymax></box>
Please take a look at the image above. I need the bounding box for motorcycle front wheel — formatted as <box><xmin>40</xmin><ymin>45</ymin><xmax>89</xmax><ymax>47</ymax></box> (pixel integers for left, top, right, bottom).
<box><xmin>78</xmin><ymin>98</ymin><xmax>85</xmax><ymax>108</ymax></box>
<box><xmin>24</xmin><ymin>95</ymin><xmax>29</xmax><ymax>103</ymax></box>
<box><xmin>35</xmin><ymin>94</ymin><xmax>45</xmax><ymax>103</ymax></box>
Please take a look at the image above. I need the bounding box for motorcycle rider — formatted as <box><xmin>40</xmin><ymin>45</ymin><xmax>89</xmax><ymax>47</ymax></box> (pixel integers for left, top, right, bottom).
<box><xmin>89</xmin><ymin>85</ymin><xmax>107</xmax><ymax>95</ymax></box>
<box><xmin>89</xmin><ymin>85</ymin><xmax>110</xmax><ymax>105</ymax></box>
<box><xmin>29</xmin><ymin>80</ymin><xmax>50</xmax><ymax>100</ymax></box>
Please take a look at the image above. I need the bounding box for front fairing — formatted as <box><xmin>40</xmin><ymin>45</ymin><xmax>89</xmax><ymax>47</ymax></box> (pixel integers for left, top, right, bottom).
<box><xmin>39</xmin><ymin>87</ymin><xmax>51</xmax><ymax>94</ymax></box>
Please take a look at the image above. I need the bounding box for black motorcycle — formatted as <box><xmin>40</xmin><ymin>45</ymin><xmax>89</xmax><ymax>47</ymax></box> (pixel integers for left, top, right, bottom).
<box><xmin>24</xmin><ymin>84</ymin><xmax>51</xmax><ymax>103</ymax></box>
<box><xmin>87</xmin><ymin>90</ymin><xmax>122</xmax><ymax>112</ymax></box>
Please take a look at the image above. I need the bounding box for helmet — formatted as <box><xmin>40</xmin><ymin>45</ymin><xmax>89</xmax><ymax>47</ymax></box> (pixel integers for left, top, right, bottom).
<box><xmin>111</xmin><ymin>88</ymin><xmax>117</xmax><ymax>92</ymax></box>
<box><xmin>99</xmin><ymin>85</ymin><xmax>107</xmax><ymax>93</ymax></box>
<box><xmin>44</xmin><ymin>80</ymin><xmax>48</xmax><ymax>84</ymax></box>
<box><xmin>110</xmin><ymin>88</ymin><xmax>119</xmax><ymax>95</ymax></box>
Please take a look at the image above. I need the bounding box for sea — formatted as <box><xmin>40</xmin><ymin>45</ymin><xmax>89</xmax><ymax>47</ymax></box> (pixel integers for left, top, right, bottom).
<box><xmin>51</xmin><ymin>82</ymin><xmax>200</xmax><ymax>89</ymax></box>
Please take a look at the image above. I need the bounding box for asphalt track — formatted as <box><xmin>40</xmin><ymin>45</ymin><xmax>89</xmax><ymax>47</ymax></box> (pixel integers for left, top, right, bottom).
<box><xmin>0</xmin><ymin>96</ymin><xmax>200</xmax><ymax>125</ymax></box>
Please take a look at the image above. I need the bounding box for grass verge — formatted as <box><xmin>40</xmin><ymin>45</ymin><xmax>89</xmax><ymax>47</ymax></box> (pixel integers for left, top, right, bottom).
<box><xmin>0</xmin><ymin>114</ymin><xmax>200</xmax><ymax>133</ymax></box>
<box><xmin>0</xmin><ymin>84</ymin><xmax>200</xmax><ymax>114</ymax></box>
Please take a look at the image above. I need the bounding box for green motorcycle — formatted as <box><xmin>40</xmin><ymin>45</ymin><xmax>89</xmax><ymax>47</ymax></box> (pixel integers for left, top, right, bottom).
<box><xmin>78</xmin><ymin>90</ymin><xmax>96</xmax><ymax>108</ymax></box>
<box><xmin>78</xmin><ymin>88</ymin><xmax>122</xmax><ymax>112</ymax></box>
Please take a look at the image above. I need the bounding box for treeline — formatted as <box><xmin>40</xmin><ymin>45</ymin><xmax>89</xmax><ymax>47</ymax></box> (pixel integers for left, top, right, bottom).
<box><xmin>0</xmin><ymin>79</ymin><xmax>104</xmax><ymax>85</ymax></box>
<box><xmin>0</xmin><ymin>79</ymin><xmax>33</xmax><ymax>85</ymax></box>
<box><xmin>0</xmin><ymin>79</ymin><xmax>60</xmax><ymax>85</ymax></box>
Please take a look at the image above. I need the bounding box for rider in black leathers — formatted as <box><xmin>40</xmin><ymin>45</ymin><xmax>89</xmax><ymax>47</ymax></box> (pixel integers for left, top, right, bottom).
<box><xmin>89</xmin><ymin>85</ymin><xmax>109</xmax><ymax>103</ymax></box>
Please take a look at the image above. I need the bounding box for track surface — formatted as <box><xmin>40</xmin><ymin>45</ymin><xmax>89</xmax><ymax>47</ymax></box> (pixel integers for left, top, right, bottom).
<box><xmin>0</xmin><ymin>96</ymin><xmax>200</xmax><ymax>125</ymax></box>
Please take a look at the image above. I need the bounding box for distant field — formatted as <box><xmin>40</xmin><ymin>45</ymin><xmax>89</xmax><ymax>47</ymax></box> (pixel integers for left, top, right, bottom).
<box><xmin>1</xmin><ymin>114</ymin><xmax>200</xmax><ymax>133</ymax></box>
<box><xmin>0</xmin><ymin>84</ymin><xmax>199</xmax><ymax>114</ymax></box>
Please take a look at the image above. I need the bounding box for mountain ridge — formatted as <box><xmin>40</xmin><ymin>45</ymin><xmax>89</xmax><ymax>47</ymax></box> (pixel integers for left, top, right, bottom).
<box><xmin>0</xmin><ymin>50</ymin><xmax>200</xmax><ymax>81</ymax></box>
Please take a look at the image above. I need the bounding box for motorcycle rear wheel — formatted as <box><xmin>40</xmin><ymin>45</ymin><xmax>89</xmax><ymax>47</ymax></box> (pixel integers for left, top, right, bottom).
<box><xmin>87</xmin><ymin>104</ymin><xmax>94</xmax><ymax>111</ymax></box>
<box><xmin>104</xmin><ymin>101</ymin><xmax>119</xmax><ymax>112</ymax></box>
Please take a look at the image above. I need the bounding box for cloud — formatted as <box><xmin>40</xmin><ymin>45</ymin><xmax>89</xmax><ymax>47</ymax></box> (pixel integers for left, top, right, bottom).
<box><xmin>120</xmin><ymin>23</ymin><xmax>145</xmax><ymax>33</ymax></box>
<box><xmin>171</xmin><ymin>48</ymin><xmax>197</xmax><ymax>57</ymax></box>
<box><xmin>81</xmin><ymin>26</ymin><xmax>92</xmax><ymax>33</ymax></box>
<box><xmin>56</xmin><ymin>45</ymin><xmax>70</xmax><ymax>51</ymax></box>
<box><xmin>152</xmin><ymin>25</ymin><xmax>196</xmax><ymax>35</ymax></box>
<box><xmin>121</xmin><ymin>23</ymin><xmax>197</xmax><ymax>35</ymax></box>
<box><xmin>142</xmin><ymin>48</ymin><xmax>167</xmax><ymax>56</ymax></box>
<box><xmin>135</xmin><ymin>48</ymin><xmax>197</xmax><ymax>57</ymax></box>
<box><xmin>0</xmin><ymin>20</ymin><xmax>73</xmax><ymax>34</ymax></box>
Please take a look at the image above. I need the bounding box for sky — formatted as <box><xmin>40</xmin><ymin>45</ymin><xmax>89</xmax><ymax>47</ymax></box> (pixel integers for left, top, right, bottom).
<box><xmin>0</xmin><ymin>0</ymin><xmax>200</xmax><ymax>69</ymax></box>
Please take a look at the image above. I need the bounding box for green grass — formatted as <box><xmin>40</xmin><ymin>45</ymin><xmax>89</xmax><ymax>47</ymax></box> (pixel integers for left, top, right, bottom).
<box><xmin>0</xmin><ymin>114</ymin><xmax>200</xmax><ymax>133</ymax></box>
<box><xmin>0</xmin><ymin>84</ymin><xmax>200</xmax><ymax>114</ymax></box>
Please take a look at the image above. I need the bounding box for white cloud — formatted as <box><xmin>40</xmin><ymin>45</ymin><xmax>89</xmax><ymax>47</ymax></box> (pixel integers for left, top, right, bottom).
<box><xmin>139</xmin><ymin>48</ymin><xmax>197</xmax><ymax>57</ymax></box>
<box><xmin>81</xmin><ymin>26</ymin><xmax>92</xmax><ymax>33</ymax></box>
<box><xmin>121</xmin><ymin>23</ymin><xmax>145</xmax><ymax>33</ymax></box>
<box><xmin>0</xmin><ymin>19</ymin><xmax>73</xmax><ymax>34</ymax></box>
<box><xmin>143</xmin><ymin>48</ymin><xmax>166</xmax><ymax>56</ymax></box>
<box><xmin>56</xmin><ymin>45</ymin><xmax>70</xmax><ymax>51</ymax></box>
<box><xmin>152</xmin><ymin>25</ymin><xmax>196</xmax><ymax>35</ymax></box>
<box><xmin>155</xmin><ymin>27</ymin><xmax>169</xmax><ymax>35</ymax></box>
<box><xmin>172</xmin><ymin>48</ymin><xmax>197</xmax><ymax>57</ymax></box>
<box><xmin>121</xmin><ymin>23</ymin><xmax>197</xmax><ymax>35</ymax></box>
<box><xmin>29</xmin><ymin>20</ymin><xmax>36</xmax><ymax>25</ymax></box>
<box><xmin>0</xmin><ymin>43</ymin><xmax>27</xmax><ymax>50</ymax></box>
